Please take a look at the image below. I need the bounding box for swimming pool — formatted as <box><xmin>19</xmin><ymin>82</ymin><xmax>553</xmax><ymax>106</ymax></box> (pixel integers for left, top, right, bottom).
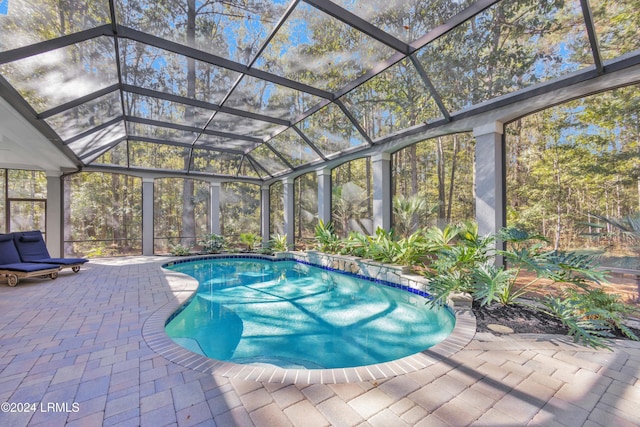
<box><xmin>165</xmin><ymin>257</ymin><xmax>455</xmax><ymax>369</ymax></box>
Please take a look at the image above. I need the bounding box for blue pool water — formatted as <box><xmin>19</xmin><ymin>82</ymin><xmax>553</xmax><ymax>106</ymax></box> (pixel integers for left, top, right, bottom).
<box><xmin>165</xmin><ymin>258</ymin><xmax>455</xmax><ymax>369</ymax></box>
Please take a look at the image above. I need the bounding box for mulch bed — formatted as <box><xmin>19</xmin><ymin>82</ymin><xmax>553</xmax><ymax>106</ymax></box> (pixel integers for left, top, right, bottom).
<box><xmin>472</xmin><ymin>301</ymin><xmax>569</xmax><ymax>334</ymax></box>
<box><xmin>472</xmin><ymin>300</ymin><xmax>640</xmax><ymax>339</ymax></box>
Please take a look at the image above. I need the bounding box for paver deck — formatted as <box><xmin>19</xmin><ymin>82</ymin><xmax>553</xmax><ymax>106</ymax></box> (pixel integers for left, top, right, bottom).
<box><xmin>0</xmin><ymin>256</ymin><xmax>639</xmax><ymax>427</ymax></box>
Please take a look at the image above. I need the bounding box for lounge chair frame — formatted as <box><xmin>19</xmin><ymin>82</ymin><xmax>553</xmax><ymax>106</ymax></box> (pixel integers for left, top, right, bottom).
<box><xmin>1</xmin><ymin>268</ymin><xmax>60</xmax><ymax>287</ymax></box>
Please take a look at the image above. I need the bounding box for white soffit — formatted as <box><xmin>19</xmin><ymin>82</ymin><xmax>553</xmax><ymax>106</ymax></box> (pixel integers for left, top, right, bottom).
<box><xmin>0</xmin><ymin>96</ymin><xmax>76</xmax><ymax>172</ymax></box>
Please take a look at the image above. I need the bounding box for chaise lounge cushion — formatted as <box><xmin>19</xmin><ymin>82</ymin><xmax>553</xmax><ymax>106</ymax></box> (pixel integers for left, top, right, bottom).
<box><xmin>13</xmin><ymin>231</ymin><xmax>88</xmax><ymax>265</ymax></box>
<box><xmin>0</xmin><ymin>235</ymin><xmax>60</xmax><ymax>272</ymax></box>
<box><xmin>0</xmin><ymin>262</ymin><xmax>61</xmax><ymax>272</ymax></box>
<box><xmin>0</xmin><ymin>233</ymin><xmax>22</xmax><ymax>265</ymax></box>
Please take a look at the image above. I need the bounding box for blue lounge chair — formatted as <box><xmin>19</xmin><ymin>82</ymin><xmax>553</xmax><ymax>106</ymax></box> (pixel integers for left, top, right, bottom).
<box><xmin>13</xmin><ymin>230</ymin><xmax>88</xmax><ymax>273</ymax></box>
<box><xmin>0</xmin><ymin>234</ymin><xmax>61</xmax><ymax>287</ymax></box>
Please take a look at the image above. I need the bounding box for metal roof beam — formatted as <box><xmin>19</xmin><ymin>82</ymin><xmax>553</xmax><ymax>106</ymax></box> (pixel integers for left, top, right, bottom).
<box><xmin>0</xmin><ymin>25</ymin><xmax>113</xmax><ymax>64</ymax></box>
<box><xmin>304</xmin><ymin>0</ymin><xmax>412</xmax><ymax>54</ymax></box>
<box><xmin>117</xmin><ymin>26</ymin><xmax>334</xmax><ymax>100</ymax></box>
<box><xmin>37</xmin><ymin>85</ymin><xmax>120</xmax><ymax>119</ymax></box>
<box><xmin>122</xmin><ymin>85</ymin><xmax>290</xmax><ymax>126</ymax></box>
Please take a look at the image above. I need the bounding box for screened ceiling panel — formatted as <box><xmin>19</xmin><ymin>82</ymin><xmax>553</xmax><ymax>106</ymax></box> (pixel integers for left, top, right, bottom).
<box><xmin>190</xmin><ymin>149</ymin><xmax>244</xmax><ymax>175</ymax></box>
<box><xmin>0</xmin><ymin>0</ymin><xmax>638</xmax><ymax>182</ymax></box>
<box><xmin>254</xmin><ymin>1</ymin><xmax>397</xmax><ymax>91</ymax></box>
<box><xmin>0</xmin><ymin>37</ymin><xmax>118</xmax><ymax>113</ymax></box>
<box><xmin>296</xmin><ymin>102</ymin><xmax>369</xmax><ymax>157</ymax></box>
<box><xmin>115</xmin><ymin>0</ymin><xmax>286</xmax><ymax>65</ymax></box>
<box><xmin>589</xmin><ymin>0</ymin><xmax>640</xmax><ymax>62</ymax></box>
<box><xmin>0</xmin><ymin>0</ymin><xmax>111</xmax><ymax>52</ymax></box>
<box><xmin>268</xmin><ymin>128</ymin><xmax>323</xmax><ymax>167</ymax></box>
<box><xmin>341</xmin><ymin>57</ymin><xmax>444</xmax><ymax>140</ymax></box>
<box><xmin>127</xmin><ymin>122</ymin><xmax>196</xmax><ymax>145</ymax></box>
<box><xmin>224</xmin><ymin>74</ymin><xmax>324</xmax><ymax>121</ymax></box>
<box><xmin>238</xmin><ymin>157</ymin><xmax>264</xmax><ymax>179</ymax></box>
<box><xmin>46</xmin><ymin>91</ymin><xmax>123</xmax><ymax>141</ymax></box>
<box><xmin>415</xmin><ymin>0</ymin><xmax>594</xmax><ymax>114</ymax></box>
<box><xmin>124</xmin><ymin>92</ymin><xmax>213</xmax><ymax>129</ymax></box>
<box><xmin>248</xmin><ymin>144</ymin><xmax>292</xmax><ymax>176</ymax></box>
<box><xmin>92</xmin><ymin>141</ymin><xmax>129</xmax><ymax>167</ymax></box>
<box><xmin>67</xmin><ymin>121</ymin><xmax>127</xmax><ymax>160</ymax></box>
<box><xmin>329</xmin><ymin>0</ymin><xmax>473</xmax><ymax>44</ymax></box>
<box><xmin>129</xmin><ymin>140</ymin><xmax>190</xmax><ymax>171</ymax></box>
<box><xmin>195</xmin><ymin>134</ymin><xmax>258</xmax><ymax>152</ymax></box>
<box><xmin>206</xmin><ymin>111</ymin><xmax>282</xmax><ymax>139</ymax></box>
<box><xmin>119</xmin><ymin>40</ymin><xmax>241</xmax><ymax>105</ymax></box>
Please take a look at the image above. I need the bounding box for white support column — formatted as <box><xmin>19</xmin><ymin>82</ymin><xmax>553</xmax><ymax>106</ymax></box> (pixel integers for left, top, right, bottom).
<box><xmin>372</xmin><ymin>153</ymin><xmax>392</xmax><ymax>232</ymax></box>
<box><xmin>261</xmin><ymin>184</ymin><xmax>270</xmax><ymax>243</ymax></box>
<box><xmin>283</xmin><ymin>177</ymin><xmax>295</xmax><ymax>248</ymax></box>
<box><xmin>474</xmin><ymin>122</ymin><xmax>506</xmax><ymax>237</ymax></box>
<box><xmin>45</xmin><ymin>172</ymin><xmax>62</xmax><ymax>257</ymax></box>
<box><xmin>210</xmin><ymin>182</ymin><xmax>221</xmax><ymax>235</ymax></box>
<box><xmin>317</xmin><ymin>168</ymin><xmax>332</xmax><ymax>225</ymax></box>
<box><xmin>142</xmin><ymin>177</ymin><xmax>154</xmax><ymax>256</ymax></box>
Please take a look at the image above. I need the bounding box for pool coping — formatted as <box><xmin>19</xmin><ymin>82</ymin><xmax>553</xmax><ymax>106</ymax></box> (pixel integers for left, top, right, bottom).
<box><xmin>142</xmin><ymin>255</ymin><xmax>477</xmax><ymax>384</ymax></box>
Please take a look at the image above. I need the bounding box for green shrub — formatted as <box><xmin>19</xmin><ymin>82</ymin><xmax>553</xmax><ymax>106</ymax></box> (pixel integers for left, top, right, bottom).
<box><xmin>314</xmin><ymin>220</ymin><xmax>341</xmax><ymax>253</ymax></box>
<box><xmin>541</xmin><ymin>288</ymin><xmax>639</xmax><ymax>348</ymax></box>
<box><xmin>199</xmin><ymin>233</ymin><xmax>225</xmax><ymax>254</ymax></box>
<box><xmin>239</xmin><ymin>232</ymin><xmax>261</xmax><ymax>252</ymax></box>
<box><xmin>170</xmin><ymin>244</ymin><xmax>191</xmax><ymax>256</ymax></box>
<box><xmin>269</xmin><ymin>233</ymin><xmax>289</xmax><ymax>252</ymax></box>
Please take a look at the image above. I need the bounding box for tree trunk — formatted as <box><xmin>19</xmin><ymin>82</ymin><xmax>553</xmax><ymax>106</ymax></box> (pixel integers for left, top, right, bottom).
<box><xmin>181</xmin><ymin>0</ymin><xmax>197</xmax><ymax>247</ymax></box>
<box><xmin>436</xmin><ymin>137</ymin><xmax>446</xmax><ymax>226</ymax></box>
<box><xmin>446</xmin><ymin>134</ymin><xmax>459</xmax><ymax>222</ymax></box>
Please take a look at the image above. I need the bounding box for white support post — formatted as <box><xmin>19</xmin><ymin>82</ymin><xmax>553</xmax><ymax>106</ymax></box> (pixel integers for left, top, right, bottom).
<box><xmin>474</xmin><ymin>122</ymin><xmax>506</xmax><ymax>265</ymax></box>
<box><xmin>142</xmin><ymin>177</ymin><xmax>154</xmax><ymax>256</ymax></box>
<box><xmin>210</xmin><ymin>182</ymin><xmax>221</xmax><ymax>235</ymax></box>
<box><xmin>474</xmin><ymin>122</ymin><xmax>505</xmax><ymax>236</ymax></box>
<box><xmin>372</xmin><ymin>153</ymin><xmax>392</xmax><ymax>232</ymax></box>
<box><xmin>317</xmin><ymin>168</ymin><xmax>332</xmax><ymax>225</ymax></box>
<box><xmin>45</xmin><ymin>172</ymin><xmax>62</xmax><ymax>257</ymax></box>
<box><xmin>261</xmin><ymin>184</ymin><xmax>270</xmax><ymax>244</ymax></box>
<box><xmin>283</xmin><ymin>178</ymin><xmax>295</xmax><ymax>248</ymax></box>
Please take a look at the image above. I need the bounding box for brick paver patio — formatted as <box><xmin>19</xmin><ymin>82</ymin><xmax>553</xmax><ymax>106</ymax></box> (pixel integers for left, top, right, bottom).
<box><xmin>0</xmin><ymin>256</ymin><xmax>639</xmax><ymax>426</ymax></box>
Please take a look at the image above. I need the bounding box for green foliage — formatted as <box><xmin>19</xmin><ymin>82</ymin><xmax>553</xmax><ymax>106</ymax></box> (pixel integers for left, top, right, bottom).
<box><xmin>424</xmin><ymin>223</ymin><xmax>495</xmax><ymax>306</ymax></box>
<box><xmin>426</xmin><ymin>225</ymin><xmax>607</xmax><ymax>309</ymax></box>
<box><xmin>340</xmin><ymin>232</ymin><xmax>372</xmax><ymax>258</ymax></box>
<box><xmin>422</xmin><ymin>222</ymin><xmax>464</xmax><ymax>252</ymax></box>
<box><xmin>367</xmin><ymin>228</ymin><xmax>400</xmax><ymax>264</ymax></box>
<box><xmin>269</xmin><ymin>233</ymin><xmax>289</xmax><ymax>252</ymax></box>
<box><xmin>314</xmin><ymin>220</ymin><xmax>342</xmax><ymax>253</ymax></box>
<box><xmin>395</xmin><ymin>230</ymin><xmax>428</xmax><ymax>265</ymax></box>
<box><xmin>581</xmin><ymin>212</ymin><xmax>640</xmax><ymax>242</ymax></box>
<box><xmin>541</xmin><ymin>287</ymin><xmax>639</xmax><ymax>349</ymax></box>
<box><xmin>239</xmin><ymin>232</ymin><xmax>261</xmax><ymax>252</ymax></box>
<box><xmin>471</xmin><ymin>265</ymin><xmax>518</xmax><ymax>306</ymax></box>
<box><xmin>169</xmin><ymin>244</ymin><xmax>191</xmax><ymax>256</ymax></box>
<box><xmin>393</xmin><ymin>194</ymin><xmax>434</xmax><ymax>237</ymax></box>
<box><xmin>199</xmin><ymin>233</ymin><xmax>225</xmax><ymax>254</ymax></box>
<box><xmin>540</xmin><ymin>295</ymin><xmax>613</xmax><ymax>349</ymax></box>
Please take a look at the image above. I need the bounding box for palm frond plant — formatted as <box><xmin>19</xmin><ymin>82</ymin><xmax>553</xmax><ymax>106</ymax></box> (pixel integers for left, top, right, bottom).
<box><xmin>239</xmin><ymin>232</ymin><xmax>261</xmax><ymax>252</ymax></box>
<box><xmin>340</xmin><ymin>231</ymin><xmax>371</xmax><ymax>258</ymax></box>
<box><xmin>424</xmin><ymin>225</ymin><xmax>495</xmax><ymax>306</ymax></box>
<box><xmin>368</xmin><ymin>228</ymin><xmax>400</xmax><ymax>264</ymax></box>
<box><xmin>395</xmin><ymin>229</ymin><xmax>428</xmax><ymax>266</ymax></box>
<box><xmin>269</xmin><ymin>233</ymin><xmax>289</xmax><ymax>252</ymax></box>
<box><xmin>581</xmin><ymin>212</ymin><xmax>640</xmax><ymax>241</ymax></box>
<box><xmin>314</xmin><ymin>220</ymin><xmax>342</xmax><ymax>254</ymax></box>
<box><xmin>393</xmin><ymin>194</ymin><xmax>435</xmax><ymax>237</ymax></box>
